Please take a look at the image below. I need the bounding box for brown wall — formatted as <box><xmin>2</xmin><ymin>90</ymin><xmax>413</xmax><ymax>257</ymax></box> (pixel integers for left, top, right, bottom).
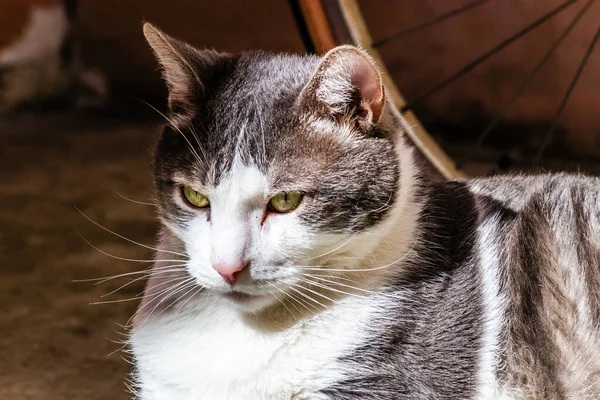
<box><xmin>77</xmin><ymin>0</ymin><xmax>305</xmax><ymax>101</ymax></box>
<box><xmin>74</xmin><ymin>1</ymin><xmax>600</xmax><ymax>155</ymax></box>
<box><xmin>360</xmin><ymin>0</ymin><xmax>600</xmax><ymax>154</ymax></box>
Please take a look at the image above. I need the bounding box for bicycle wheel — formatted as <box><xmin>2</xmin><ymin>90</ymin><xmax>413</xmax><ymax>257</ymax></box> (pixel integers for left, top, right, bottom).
<box><xmin>294</xmin><ymin>0</ymin><xmax>600</xmax><ymax>179</ymax></box>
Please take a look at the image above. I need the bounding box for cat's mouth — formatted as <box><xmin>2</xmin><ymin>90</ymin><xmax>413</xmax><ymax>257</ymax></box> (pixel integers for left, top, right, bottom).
<box><xmin>222</xmin><ymin>290</ymin><xmax>258</xmax><ymax>302</ymax></box>
<box><xmin>220</xmin><ymin>288</ymin><xmax>277</xmax><ymax>311</ymax></box>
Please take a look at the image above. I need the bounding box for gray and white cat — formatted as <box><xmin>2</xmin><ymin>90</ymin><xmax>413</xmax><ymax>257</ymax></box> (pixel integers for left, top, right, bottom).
<box><xmin>130</xmin><ymin>23</ymin><xmax>600</xmax><ymax>399</ymax></box>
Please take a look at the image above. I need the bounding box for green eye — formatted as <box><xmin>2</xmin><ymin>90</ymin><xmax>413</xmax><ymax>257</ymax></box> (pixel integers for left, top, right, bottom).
<box><xmin>182</xmin><ymin>185</ymin><xmax>210</xmax><ymax>208</ymax></box>
<box><xmin>268</xmin><ymin>192</ymin><xmax>302</xmax><ymax>213</ymax></box>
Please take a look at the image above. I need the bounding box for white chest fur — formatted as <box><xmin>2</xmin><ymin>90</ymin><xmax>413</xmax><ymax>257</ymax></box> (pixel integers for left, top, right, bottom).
<box><xmin>131</xmin><ymin>295</ymin><xmax>375</xmax><ymax>400</ymax></box>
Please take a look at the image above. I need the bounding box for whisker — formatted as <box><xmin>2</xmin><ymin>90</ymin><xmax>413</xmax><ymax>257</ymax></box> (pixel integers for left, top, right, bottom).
<box><xmin>134</xmin><ymin>97</ymin><xmax>205</xmax><ymax>166</ymax></box>
<box><xmin>287</xmin><ymin>280</ymin><xmax>339</xmax><ymax>305</ymax></box>
<box><xmin>130</xmin><ymin>273</ymin><xmax>192</xmax><ymax>299</ymax></box>
<box><xmin>96</xmin><ymin>275</ymin><xmax>190</xmax><ymax>307</ymax></box>
<box><xmin>301</xmin><ymin>274</ymin><xmax>420</xmax><ymax>306</ymax></box>
<box><xmin>188</xmin><ymin>124</ymin><xmax>209</xmax><ymax>165</ymax></box>
<box><xmin>367</xmin><ymin>189</ymin><xmax>394</xmax><ymax>214</ymax></box>
<box><xmin>271</xmin><ymin>283</ymin><xmax>312</xmax><ymax>317</ymax></box>
<box><xmin>299</xmin><ymin>273</ymin><xmax>376</xmax><ymax>294</ymax></box>
<box><xmin>290</xmin><ymin>292</ymin><xmax>320</xmax><ymax>314</ymax></box>
<box><xmin>131</xmin><ymin>277</ymin><xmax>195</xmax><ymax>326</ymax></box>
<box><xmin>77</xmin><ymin>233</ymin><xmax>187</xmax><ymax>264</ymax></box>
<box><xmin>175</xmin><ymin>285</ymin><xmax>205</xmax><ymax>314</ymax></box>
<box><xmin>291</xmin><ymin>270</ymin><xmax>358</xmax><ymax>283</ymax></box>
<box><xmin>172</xmin><ymin>285</ymin><xmax>202</xmax><ymax>315</ymax></box>
<box><xmin>139</xmin><ymin>275</ymin><xmax>194</xmax><ymax>299</ymax></box>
<box><xmin>285</xmin><ymin>283</ymin><xmax>330</xmax><ymax>310</ymax></box>
<box><xmin>141</xmin><ymin>279</ymin><xmax>198</xmax><ymax>326</ymax></box>
<box><xmin>113</xmin><ymin>189</ymin><xmax>156</xmax><ymax>206</ymax></box>
<box><xmin>262</xmin><ymin>283</ymin><xmax>295</xmax><ymax>319</ymax></box>
<box><xmin>73</xmin><ymin>264</ymin><xmax>188</xmax><ymax>284</ymax></box>
<box><xmin>299</xmin><ymin>276</ymin><xmax>371</xmax><ymax>301</ymax></box>
<box><xmin>296</xmin><ymin>242</ymin><xmax>416</xmax><ymax>273</ymax></box>
<box><xmin>100</xmin><ymin>272</ymin><xmax>185</xmax><ymax>298</ymax></box>
<box><xmin>75</xmin><ymin>205</ymin><xmax>187</xmax><ymax>257</ymax></box>
<box><xmin>91</xmin><ymin>296</ymin><xmax>147</xmax><ymax>305</ymax></box>
<box><xmin>306</xmin><ymin>233</ymin><xmax>358</xmax><ymax>261</ymax></box>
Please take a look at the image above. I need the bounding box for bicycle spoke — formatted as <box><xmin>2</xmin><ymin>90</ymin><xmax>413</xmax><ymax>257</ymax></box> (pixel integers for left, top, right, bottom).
<box><xmin>400</xmin><ymin>0</ymin><xmax>580</xmax><ymax>112</ymax></box>
<box><xmin>289</xmin><ymin>0</ymin><xmax>317</xmax><ymax>54</ymax></box>
<box><xmin>533</xmin><ymin>24</ymin><xmax>600</xmax><ymax>166</ymax></box>
<box><xmin>373</xmin><ymin>0</ymin><xmax>491</xmax><ymax>49</ymax></box>
<box><xmin>458</xmin><ymin>0</ymin><xmax>596</xmax><ymax>170</ymax></box>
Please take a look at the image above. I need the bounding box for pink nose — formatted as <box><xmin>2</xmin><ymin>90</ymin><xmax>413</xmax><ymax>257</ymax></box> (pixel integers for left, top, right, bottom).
<box><xmin>213</xmin><ymin>260</ymin><xmax>248</xmax><ymax>286</ymax></box>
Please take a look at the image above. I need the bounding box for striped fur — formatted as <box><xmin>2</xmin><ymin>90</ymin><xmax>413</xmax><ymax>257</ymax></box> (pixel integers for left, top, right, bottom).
<box><xmin>130</xmin><ymin>26</ymin><xmax>600</xmax><ymax>399</ymax></box>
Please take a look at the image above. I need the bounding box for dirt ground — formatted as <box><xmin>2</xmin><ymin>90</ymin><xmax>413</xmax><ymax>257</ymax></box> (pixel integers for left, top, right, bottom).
<box><xmin>0</xmin><ymin>112</ymin><xmax>161</xmax><ymax>400</ymax></box>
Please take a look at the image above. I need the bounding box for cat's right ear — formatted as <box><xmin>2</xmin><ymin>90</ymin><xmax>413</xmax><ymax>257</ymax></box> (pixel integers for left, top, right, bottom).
<box><xmin>143</xmin><ymin>23</ymin><xmax>224</xmax><ymax>115</ymax></box>
<box><xmin>298</xmin><ymin>45</ymin><xmax>386</xmax><ymax>129</ymax></box>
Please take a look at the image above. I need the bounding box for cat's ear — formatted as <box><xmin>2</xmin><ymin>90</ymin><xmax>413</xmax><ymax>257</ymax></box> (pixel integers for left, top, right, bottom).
<box><xmin>299</xmin><ymin>45</ymin><xmax>386</xmax><ymax>127</ymax></box>
<box><xmin>143</xmin><ymin>23</ymin><xmax>224</xmax><ymax>114</ymax></box>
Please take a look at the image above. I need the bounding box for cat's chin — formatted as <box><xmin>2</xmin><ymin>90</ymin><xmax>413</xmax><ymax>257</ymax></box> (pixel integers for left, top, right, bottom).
<box><xmin>221</xmin><ymin>290</ymin><xmax>277</xmax><ymax>313</ymax></box>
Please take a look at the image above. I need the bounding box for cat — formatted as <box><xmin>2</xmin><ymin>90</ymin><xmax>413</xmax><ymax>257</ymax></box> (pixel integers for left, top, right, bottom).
<box><xmin>129</xmin><ymin>23</ymin><xmax>600</xmax><ymax>399</ymax></box>
<box><xmin>0</xmin><ymin>0</ymin><xmax>106</xmax><ymax>112</ymax></box>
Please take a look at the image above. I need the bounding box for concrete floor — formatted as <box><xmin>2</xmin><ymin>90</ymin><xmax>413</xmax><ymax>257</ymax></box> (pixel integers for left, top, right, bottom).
<box><xmin>0</xmin><ymin>113</ymin><xmax>160</xmax><ymax>399</ymax></box>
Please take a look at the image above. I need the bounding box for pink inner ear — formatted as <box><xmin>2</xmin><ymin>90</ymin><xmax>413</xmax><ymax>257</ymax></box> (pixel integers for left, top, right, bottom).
<box><xmin>351</xmin><ymin>57</ymin><xmax>385</xmax><ymax>124</ymax></box>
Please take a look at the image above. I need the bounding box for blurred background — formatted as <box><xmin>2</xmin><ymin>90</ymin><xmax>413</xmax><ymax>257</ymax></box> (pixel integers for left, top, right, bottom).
<box><xmin>0</xmin><ymin>1</ymin><xmax>598</xmax><ymax>399</ymax></box>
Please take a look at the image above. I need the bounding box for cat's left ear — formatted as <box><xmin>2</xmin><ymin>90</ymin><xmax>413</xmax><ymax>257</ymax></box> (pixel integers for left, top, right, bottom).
<box><xmin>299</xmin><ymin>46</ymin><xmax>385</xmax><ymax>128</ymax></box>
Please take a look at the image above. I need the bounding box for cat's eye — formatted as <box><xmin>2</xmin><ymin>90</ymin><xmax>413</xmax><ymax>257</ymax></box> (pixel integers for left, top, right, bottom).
<box><xmin>268</xmin><ymin>192</ymin><xmax>302</xmax><ymax>213</ymax></box>
<box><xmin>182</xmin><ymin>185</ymin><xmax>210</xmax><ymax>208</ymax></box>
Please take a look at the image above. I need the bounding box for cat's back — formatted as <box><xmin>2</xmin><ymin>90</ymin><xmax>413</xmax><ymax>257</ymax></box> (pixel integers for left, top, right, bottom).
<box><xmin>466</xmin><ymin>173</ymin><xmax>600</xmax><ymax>214</ymax></box>
<box><xmin>465</xmin><ymin>173</ymin><xmax>600</xmax><ymax>399</ymax></box>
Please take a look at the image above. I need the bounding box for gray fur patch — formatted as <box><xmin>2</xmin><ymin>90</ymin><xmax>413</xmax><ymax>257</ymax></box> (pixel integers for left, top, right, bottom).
<box><xmin>142</xmin><ymin>26</ymin><xmax>600</xmax><ymax>399</ymax></box>
<box><xmin>150</xmin><ymin>43</ymin><xmax>399</xmax><ymax>233</ymax></box>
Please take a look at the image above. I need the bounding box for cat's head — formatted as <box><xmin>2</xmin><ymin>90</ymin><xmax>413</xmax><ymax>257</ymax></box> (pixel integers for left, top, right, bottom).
<box><xmin>144</xmin><ymin>24</ymin><xmax>415</xmax><ymax>313</ymax></box>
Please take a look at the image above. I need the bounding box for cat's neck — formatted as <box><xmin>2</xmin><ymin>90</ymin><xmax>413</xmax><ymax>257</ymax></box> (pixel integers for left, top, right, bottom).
<box><xmin>355</xmin><ymin>140</ymin><xmax>423</xmax><ymax>282</ymax></box>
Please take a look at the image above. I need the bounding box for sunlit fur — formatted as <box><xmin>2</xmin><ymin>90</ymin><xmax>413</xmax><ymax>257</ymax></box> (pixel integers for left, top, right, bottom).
<box><xmin>131</xmin><ymin>139</ymin><xmax>419</xmax><ymax>398</ymax></box>
<box><xmin>128</xmin><ymin>24</ymin><xmax>600</xmax><ymax>400</ymax></box>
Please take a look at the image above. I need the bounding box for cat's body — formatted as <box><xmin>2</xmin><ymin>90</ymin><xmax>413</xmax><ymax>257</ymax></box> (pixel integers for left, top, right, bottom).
<box><xmin>133</xmin><ymin>173</ymin><xmax>600</xmax><ymax>400</ymax></box>
<box><xmin>130</xmin><ymin>24</ymin><xmax>600</xmax><ymax>399</ymax></box>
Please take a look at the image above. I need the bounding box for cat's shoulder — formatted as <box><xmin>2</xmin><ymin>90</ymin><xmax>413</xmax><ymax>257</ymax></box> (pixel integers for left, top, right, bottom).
<box><xmin>458</xmin><ymin>173</ymin><xmax>600</xmax><ymax>213</ymax></box>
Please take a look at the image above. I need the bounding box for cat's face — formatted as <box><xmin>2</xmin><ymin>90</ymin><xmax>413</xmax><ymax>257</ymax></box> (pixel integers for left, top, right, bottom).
<box><xmin>145</xmin><ymin>24</ymin><xmax>405</xmax><ymax>312</ymax></box>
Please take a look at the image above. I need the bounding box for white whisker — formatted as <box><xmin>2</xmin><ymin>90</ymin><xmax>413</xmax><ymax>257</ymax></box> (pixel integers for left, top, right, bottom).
<box><xmin>141</xmin><ymin>279</ymin><xmax>198</xmax><ymax>326</ymax></box>
<box><xmin>135</xmin><ymin>97</ymin><xmax>205</xmax><ymax>166</ymax></box>
<box><xmin>113</xmin><ymin>189</ymin><xmax>156</xmax><ymax>206</ymax></box>
<box><xmin>262</xmin><ymin>282</ymin><xmax>295</xmax><ymax>319</ymax></box>
<box><xmin>299</xmin><ymin>272</ymin><xmax>392</xmax><ymax>297</ymax></box>
<box><xmin>75</xmin><ymin>206</ymin><xmax>187</xmax><ymax>257</ymax></box>
<box><xmin>306</xmin><ymin>233</ymin><xmax>358</xmax><ymax>261</ymax></box>
<box><xmin>91</xmin><ymin>296</ymin><xmax>146</xmax><ymax>305</ymax></box>
<box><xmin>299</xmin><ymin>276</ymin><xmax>370</xmax><ymax>301</ymax></box>
<box><xmin>297</xmin><ymin>241</ymin><xmax>415</xmax><ymax>273</ymax></box>
<box><xmin>101</xmin><ymin>272</ymin><xmax>186</xmax><ymax>298</ymax></box>
<box><xmin>132</xmin><ymin>276</ymin><xmax>196</xmax><ymax>325</ymax></box>
<box><xmin>285</xmin><ymin>283</ymin><xmax>329</xmax><ymax>310</ymax></box>
<box><xmin>188</xmin><ymin>124</ymin><xmax>209</xmax><ymax>165</ymax></box>
<box><xmin>103</xmin><ymin>276</ymin><xmax>190</xmax><ymax>310</ymax></box>
<box><xmin>175</xmin><ymin>285</ymin><xmax>205</xmax><ymax>314</ymax></box>
<box><xmin>77</xmin><ymin>233</ymin><xmax>187</xmax><ymax>264</ymax></box>
<box><xmin>73</xmin><ymin>264</ymin><xmax>188</xmax><ymax>284</ymax></box>
<box><xmin>271</xmin><ymin>283</ymin><xmax>313</xmax><ymax>317</ymax></box>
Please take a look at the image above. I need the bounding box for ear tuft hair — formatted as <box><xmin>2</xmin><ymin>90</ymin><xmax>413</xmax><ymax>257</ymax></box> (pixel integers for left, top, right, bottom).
<box><xmin>299</xmin><ymin>46</ymin><xmax>386</xmax><ymax>128</ymax></box>
<box><xmin>143</xmin><ymin>23</ymin><xmax>226</xmax><ymax>115</ymax></box>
